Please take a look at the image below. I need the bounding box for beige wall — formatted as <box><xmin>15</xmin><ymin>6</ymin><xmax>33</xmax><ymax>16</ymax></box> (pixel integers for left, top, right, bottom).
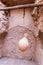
<box><xmin>9</xmin><ymin>8</ymin><xmax>39</xmax><ymax>37</ymax></box>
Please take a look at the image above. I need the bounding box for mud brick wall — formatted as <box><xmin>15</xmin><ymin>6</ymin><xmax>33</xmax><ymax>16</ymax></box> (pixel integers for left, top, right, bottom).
<box><xmin>0</xmin><ymin>8</ymin><xmax>39</xmax><ymax>60</ymax></box>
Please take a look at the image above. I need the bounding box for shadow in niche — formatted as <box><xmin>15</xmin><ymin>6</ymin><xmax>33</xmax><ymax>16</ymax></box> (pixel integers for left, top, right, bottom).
<box><xmin>0</xmin><ymin>32</ymin><xmax>8</xmax><ymax>39</ymax></box>
<box><xmin>39</xmin><ymin>31</ymin><xmax>43</xmax><ymax>45</ymax></box>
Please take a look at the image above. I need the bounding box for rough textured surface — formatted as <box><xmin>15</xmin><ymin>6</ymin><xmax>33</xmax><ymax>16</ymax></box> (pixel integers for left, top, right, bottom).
<box><xmin>32</xmin><ymin>0</ymin><xmax>43</xmax><ymax>32</ymax></box>
<box><xmin>32</xmin><ymin>1</ymin><xmax>43</xmax><ymax>65</ymax></box>
<box><xmin>0</xmin><ymin>2</ymin><xmax>9</xmax><ymax>34</ymax></box>
<box><xmin>2</xmin><ymin>26</ymin><xmax>36</xmax><ymax>60</ymax></box>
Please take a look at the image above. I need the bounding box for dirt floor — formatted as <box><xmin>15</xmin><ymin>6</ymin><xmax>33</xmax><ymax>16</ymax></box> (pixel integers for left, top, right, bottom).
<box><xmin>0</xmin><ymin>57</ymin><xmax>37</xmax><ymax>65</ymax></box>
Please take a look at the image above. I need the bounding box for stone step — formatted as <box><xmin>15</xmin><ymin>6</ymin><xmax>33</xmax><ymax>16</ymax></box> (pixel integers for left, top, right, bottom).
<box><xmin>0</xmin><ymin>57</ymin><xmax>37</xmax><ymax>65</ymax></box>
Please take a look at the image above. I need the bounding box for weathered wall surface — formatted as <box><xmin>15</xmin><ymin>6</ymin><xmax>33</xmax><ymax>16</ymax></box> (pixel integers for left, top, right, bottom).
<box><xmin>0</xmin><ymin>1</ymin><xmax>43</xmax><ymax>65</ymax></box>
<box><xmin>0</xmin><ymin>8</ymin><xmax>39</xmax><ymax>60</ymax></box>
<box><xmin>32</xmin><ymin>0</ymin><xmax>43</xmax><ymax>32</ymax></box>
<box><xmin>2</xmin><ymin>26</ymin><xmax>37</xmax><ymax>60</ymax></box>
<box><xmin>9</xmin><ymin>8</ymin><xmax>39</xmax><ymax>37</ymax></box>
<box><xmin>32</xmin><ymin>0</ymin><xmax>43</xmax><ymax>65</ymax></box>
<box><xmin>34</xmin><ymin>38</ymin><xmax>43</xmax><ymax>65</ymax></box>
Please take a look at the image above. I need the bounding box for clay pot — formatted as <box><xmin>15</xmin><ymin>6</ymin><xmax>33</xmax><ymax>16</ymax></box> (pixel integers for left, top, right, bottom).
<box><xmin>18</xmin><ymin>33</ymin><xmax>29</xmax><ymax>51</ymax></box>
